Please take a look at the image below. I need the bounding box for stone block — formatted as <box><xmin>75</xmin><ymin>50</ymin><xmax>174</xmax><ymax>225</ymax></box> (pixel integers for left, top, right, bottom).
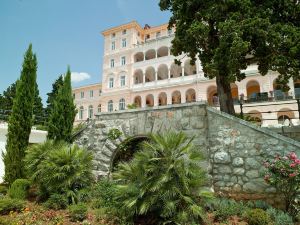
<box><xmin>246</xmin><ymin>170</ymin><xmax>260</xmax><ymax>179</ymax></box>
<box><xmin>190</xmin><ymin>117</ymin><xmax>205</xmax><ymax>129</ymax></box>
<box><xmin>214</xmin><ymin>151</ymin><xmax>230</xmax><ymax>163</ymax></box>
<box><xmin>233</xmin><ymin>157</ymin><xmax>244</xmax><ymax>166</ymax></box>
<box><xmin>233</xmin><ymin>168</ymin><xmax>245</xmax><ymax>175</ymax></box>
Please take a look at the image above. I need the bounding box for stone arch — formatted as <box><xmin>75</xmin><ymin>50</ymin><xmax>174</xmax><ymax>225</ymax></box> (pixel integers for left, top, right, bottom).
<box><xmin>172</xmin><ymin>90</ymin><xmax>181</xmax><ymax>104</ymax></box>
<box><xmin>134</xmin><ymin>69</ymin><xmax>143</xmax><ymax>84</ymax></box>
<box><xmin>246</xmin><ymin>80</ymin><xmax>260</xmax><ymax>99</ymax></box>
<box><xmin>134</xmin><ymin>96</ymin><xmax>142</xmax><ymax>108</ymax></box>
<box><xmin>186</xmin><ymin>88</ymin><xmax>196</xmax><ymax>103</ymax></box>
<box><xmin>145</xmin><ymin>49</ymin><xmax>156</xmax><ymax>60</ymax></box>
<box><xmin>110</xmin><ymin>135</ymin><xmax>149</xmax><ymax>173</ymax></box>
<box><xmin>207</xmin><ymin>85</ymin><xmax>218</xmax><ymax>105</ymax></box>
<box><xmin>134</xmin><ymin>52</ymin><xmax>144</xmax><ymax>62</ymax></box>
<box><xmin>157</xmin><ymin>64</ymin><xmax>168</xmax><ymax>80</ymax></box>
<box><xmin>184</xmin><ymin>59</ymin><xmax>197</xmax><ymax>76</ymax></box>
<box><xmin>146</xmin><ymin>94</ymin><xmax>154</xmax><ymax>107</ymax></box>
<box><xmin>157</xmin><ymin>46</ymin><xmax>168</xmax><ymax>58</ymax></box>
<box><xmin>158</xmin><ymin>92</ymin><xmax>167</xmax><ymax>106</ymax></box>
<box><xmin>170</xmin><ymin>63</ymin><xmax>181</xmax><ymax>78</ymax></box>
<box><xmin>145</xmin><ymin>67</ymin><xmax>155</xmax><ymax>82</ymax></box>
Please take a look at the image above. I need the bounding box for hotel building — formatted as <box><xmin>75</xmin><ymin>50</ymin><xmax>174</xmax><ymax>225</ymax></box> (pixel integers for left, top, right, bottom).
<box><xmin>73</xmin><ymin>21</ymin><xmax>300</xmax><ymax>126</ymax></box>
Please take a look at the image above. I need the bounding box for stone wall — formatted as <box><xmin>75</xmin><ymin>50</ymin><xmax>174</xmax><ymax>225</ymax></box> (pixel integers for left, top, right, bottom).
<box><xmin>75</xmin><ymin>103</ymin><xmax>300</xmax><ymax>204</ymax></box>
<box><xmin>267</xmin><ymin>126</ymin><xmax>300</xmax><ymax>142</ymax></box>
<box><xmin>207</xmin><ymin>107</ymin><xmax>300</xmax><ymax>204</ymax></box>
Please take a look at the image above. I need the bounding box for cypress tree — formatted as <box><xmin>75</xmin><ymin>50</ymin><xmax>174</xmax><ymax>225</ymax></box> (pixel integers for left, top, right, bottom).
<box><xmin>46</xmin><ymin>75</ymin><xmax>63</xmax><ymax>116</ymax></box>
<box><xmin>33</xmin><ymin>82</ymin><xmax>45</xmax><ymax>125</ymax></box>
<box><xmin>3</xmin><ymin>44</ymin><xmax>37</xmax><ymax>185</ymax></box>
<box><xmin>47</xmin><ymin>67</ymin><xmax>76</xmax><ymax>142</ymax></box>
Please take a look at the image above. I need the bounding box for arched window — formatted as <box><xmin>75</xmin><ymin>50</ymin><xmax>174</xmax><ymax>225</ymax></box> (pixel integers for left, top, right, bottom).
<box><xmin>97</xmin><ymin>104</ymin><xmax>101</xmax><ymax>113</ymax></box>
<box><xmin>108</xmin><ymin>100</ymin><xmax>113</xmax><ymax>112</ymax></box>
<box><xmin>119</xmin><ymin>98</ymin><xmax>126</xmax><ymax>110</ymax></box>
<box><xmin>79</xmin><ymin>106</ymin><xmax>84</xmax><ymax>120</ymax></box>
<box><xmin>88</xmin><ymin>105</ymin><xmax>93</xmax><ymax>119</ymax></box>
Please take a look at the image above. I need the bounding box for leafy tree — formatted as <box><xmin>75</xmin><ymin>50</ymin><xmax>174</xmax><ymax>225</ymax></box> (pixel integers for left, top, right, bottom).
<box><xmin>159</xmin><ymin>0</ymin><xmax>300</xmax><ymax>115</ymax></box>
<box><xmin>46</xmin><ymin>75</ymin><xmax>63</xmax><ymax>116</ymax></box>
<box><xmin>47</xmin><ymin>67</ymin><xmax>77</xmax><ymax>142</ymax></box>
<box><xmin>114</xmin><ymin>132</ymin><xmax>211</xmax><ymax>224</ymax></box>
<box><xmin>24</xmin><ymin>140</ymin><xmax>94</xmax><ymax>203</ymax></box>
<box><xmin>3</xmin><ymin>44</ymin><xmax>37</xmax><ymax>185</ymax></box>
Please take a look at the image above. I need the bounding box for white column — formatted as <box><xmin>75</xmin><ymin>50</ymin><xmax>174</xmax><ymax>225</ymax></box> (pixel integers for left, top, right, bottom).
<box><xmin>143</xmin><ymin>73</ymin><xmax>145</xmax><ymax>84</ymax></box>
<box><xmin>155</xmin><ymin>71</ymin><xmax>158</xmax><ymax>81</ymax></box>
<box><xmin>168</xmin><ymin>69</ymin><xmax>171</xmax><ymax>79</ymax></box>
<box><xmin>141</xmin><ymin>96</ymin><xmax>146</xmax><ymax>108</ymax></box>
<box><xmin>167</xmin><ymin>94</ymin><xmax>172</xmax><ymax>105</ymax></box>
<box><xmin>181</xmin><ymin>67</ymin><xmax>184</xmax><ymax>77</ymax></box>
<box><xmin>181</xmin><ymin>91</ymin><xmax>186</xmax><ymax>103</ymax></box>
<box><xmin>153</xmin><ymin>95</ymin><xmax>158</xmax><ymax>107</ymax></box>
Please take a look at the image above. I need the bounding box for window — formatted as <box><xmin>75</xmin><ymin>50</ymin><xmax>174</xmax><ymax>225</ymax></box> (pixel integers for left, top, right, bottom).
<box><xmin>122</xmin><ymin>38</ymin><xmax>126</xmax><ymax>48</ymax></box>
<box><xmin>108</xmin><ymin>100</ymin><xmax>113</xmax><ymax>112</ymax></box>
<box><xmin>79</xmin><ymin>106</ymin><xmax>84</xmax><ymax>120</ymax></box>
<box><xmin>97</xmin><ymin>104</ymin><xmax>101</xmax><ymax>113</ymax></box>
<box><xmin>122</xmin><ymin>29</ymin><xmax>126</xmax><ymax>35</ymax></box>
<box><xmin>111</xmin><ymin>33</ymin><xmax>115</xmax><ymax>38</ymax></box>
<box><xmin>99</xmin><ymin>89</ymin><xmax>102</xmax><ymax>96</ymax></box>
<box><xmin>121</xmin><ymin>56</ymin><xmax>126</xmax><ymax>66</ymax></box>
<box><xmin>89</xmin><ymin>90</ymin><xmax>93</xmax><ymax>98</ymax></box>
<box><xmin>119</xmin><ymin>98</ymin><xmax>125</xmax><ymax>110</ymax></box>
<box><xmin>88</xmin><ymin>105</ymin><xmax>93</xmax><ymax>119</ymax></box>
<box><xmin>120</xmin><ymin>75</ymin><xmax>126</xmax><ymax>86</ymax></box>
<box><xmin>110</xmin><ymin>59</ymin><xmax>115</xmax><ymax>68</ymax></box>
<box><xmin>109</xmin><ymin>77</ymin><xmax>114</xmax><ymax>88</ymax></box>
<box><xmin>111</xmin><ymin>41</ymin><xmax>115</xmax><ymax>50</ymax></box>
<box><xmin>156</xmin><ymin>31</ymin><xmax>161</xmax><ymax>38</ymax></box>
<box><xmin>80</xmin><ymin>91</ymin><xmax>84</xmax><ymax>98</ymax></box>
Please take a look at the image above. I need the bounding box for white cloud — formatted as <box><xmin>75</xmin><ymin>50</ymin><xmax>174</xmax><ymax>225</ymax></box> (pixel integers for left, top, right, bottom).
<box><xmin>71</xmin><ymin>72</ymin><xmax>91</xmax><ymax>83</ymax></box>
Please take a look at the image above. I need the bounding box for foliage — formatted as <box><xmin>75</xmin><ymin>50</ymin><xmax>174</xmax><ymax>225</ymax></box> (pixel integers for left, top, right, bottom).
<box><xmin>264</xmin><ymin>152</ymin><xmax>300</xmax><ymax>214</ymax></box>
<box><xmin>126</xmin><ymin>103</ymin><xmax>137</xmax><ymax>109</ymax></box>
<box><xmin>0</xmin><ymin>82</ymin><xmax>16</xmax><ymax>121</ymax></box>
<box><xmin>8</xmin><ymin>179</ymin><xmax>31</xmax><ymax>200</ymax></box>
<box><xmin>47</xmin><ymin>67</ymin><xmax>77</xmax><ymax>142</ymax></box>
<box><xmin>159</xmin><ymin>0</ymin><xmax>300</xmax><ymax>115</ymax></box>
<box><xmin>266</xmin><ymin>207</ymin><xmax>294</xmax><ymax>225</ymax></box>
<box><xmin>0</xmin><ymin>197</ymin><xmax>25</xmax><ymax>215</ymax></box>
<box><xmin>113</xmin><ymin>132</ymin><xmax>211</xmax><ymax>224</ymax></box>
<box><xmin>108</xmin><ymin>128</ymin><xmax>122</xmax><ymax>140</ymax></box>
<box><xmin>244</xmin><ymin>208</ymin><xmax>271</xmax><ymax>225</ymax></box>
<box><xmin>25</xmin><ymin>141</ymin><xmax>94</xmax><ymax>204</ymax></box>
<box><xmin>68</xmin><ymin>203</ymin><xmax>87</xmax><ymax>222</ymax></box>
<box><xmin>46</xmin><ymin>75</ymin><xmax>63</xmax><ymax>117</ymax></box>
<box><xmin>0</xmin><ymin>185</ymin><xmax>8</xmax><ymax>196</ymax></box>
<box><xmin>3</xmin><ymin>44</ymin><xmax>37</xmax><ymax>185</ymax></box>
<box><xmin>212</xmin><ymin>198</ymin><xmax>248</xmax><ymax>221</ymax></box>
<box><xmin>43</xmin><ymin>193</ymin><xmax>68</xmax><ymax>210</ymax></box>
<box><xmin>33</xmin><ymin>82</ymin><xmax>45</xmax><ymax>125</ymax></box>
<box><xmin>246</xmin><ymin>200</ymin><xmax>271</xmax><ymax>210</ymax></box>
<box><xmin>72</xmin><ymin>123</ymin><xmax>85</xmax><ymax>135</ymax></box>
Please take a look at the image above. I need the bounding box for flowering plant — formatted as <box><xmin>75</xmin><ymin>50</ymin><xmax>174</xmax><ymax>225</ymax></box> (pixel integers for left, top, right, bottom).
<box><xmin>264</xmin><ymin>152</ymin><xmax>300</xmax><ymax>214</ymax></box>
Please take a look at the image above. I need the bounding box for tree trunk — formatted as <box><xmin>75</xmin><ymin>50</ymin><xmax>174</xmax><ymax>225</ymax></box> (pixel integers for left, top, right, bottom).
<box><xmin>216</xmin><ymin>74</ymin><xmax>236</xmax><ymax>115</ymax></box>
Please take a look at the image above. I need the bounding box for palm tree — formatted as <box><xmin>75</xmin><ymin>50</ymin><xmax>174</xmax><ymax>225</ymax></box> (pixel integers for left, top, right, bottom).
<box><xmin>113</xmin><ymin>132</ymin><xmax>211</xmax><ymax>225</ymax></box>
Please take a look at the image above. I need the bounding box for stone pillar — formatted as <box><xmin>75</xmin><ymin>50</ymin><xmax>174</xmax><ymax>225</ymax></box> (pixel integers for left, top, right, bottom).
<box><xmin>143</xmin><ymin>73</ymin><xmax>145</xmax><ymax>84</ymax></box>
<box><xmin>181</xmin><ymin>67</ymin><xmax>184</xmax><ymax>77</ymax></box>
<box><xmin>167</xmin><ymin>94</ymin><xmax>172</xmax><ymax>105</ymax></box>
<box><xmin>181</xmin><ymin>91</ymin><xmax>186</xmax><ymax>103</ymax></box>
<box><xmin>155</xmin><ymin>71</ymin><xmax>158</xmax><ymax>81</ymax></box>
<box><xmin>153</xmin><ymin>95</ymin><xmax>158</xmax><ymax>107</ymax></box>
<box><xmin>168</xmin><ymin>69</ymin><xmax>171</xmax><ymax>79</ymax></box>
<box><xmin>144</xmin><ymin>53</ymin><xmax>146</xmax><ymax>61</ymax></box>
<box><xmin>141</xmin><ymin>96</ymin><xmax>146</xmax><ymax>108</ymax></box>
<box><xmin>168</xmin><ymin>47</ymin><xmax>171</xmax><ymax>56</ymax></box>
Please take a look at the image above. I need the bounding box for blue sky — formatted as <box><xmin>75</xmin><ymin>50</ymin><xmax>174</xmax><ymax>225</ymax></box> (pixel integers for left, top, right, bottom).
<box><xmin>0</xmin><ymin>0</ymin><xmax>171</xmax><ymax>104</ymax></box>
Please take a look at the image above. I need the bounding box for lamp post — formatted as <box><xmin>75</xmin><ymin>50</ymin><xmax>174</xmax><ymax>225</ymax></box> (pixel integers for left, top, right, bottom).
<box><xmin>239</xmin><ymin>94</ymin><xmax>245</xmax><ymax>119</ymax></box>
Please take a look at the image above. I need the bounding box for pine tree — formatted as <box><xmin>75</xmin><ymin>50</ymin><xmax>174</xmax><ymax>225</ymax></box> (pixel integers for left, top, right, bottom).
<box><xmin>3</xmin><ymin>44</ymin><xmax>37</xmax><ymax>185</ymax></box>
<box><xmin>47</xmin><ymin>67</ymin><xmax>76</xmax><ymax>142</ymax></box>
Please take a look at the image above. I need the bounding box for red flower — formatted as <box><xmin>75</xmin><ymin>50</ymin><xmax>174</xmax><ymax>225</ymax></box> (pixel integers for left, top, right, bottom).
<box><xmin>289</xmin><ymin>173</ymin><xmax>296</xmax><ymax>177</ymax></box>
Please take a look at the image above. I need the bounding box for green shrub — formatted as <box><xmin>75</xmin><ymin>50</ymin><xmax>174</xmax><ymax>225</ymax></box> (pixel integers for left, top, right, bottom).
<box><xmin>213</xmin><ymin>198</ymin><xmax>248</xmax><ymax>221</ymax></box>
<box><xmin>68</xmin><ymin>203</ymin><xmax>88</xmax><ymax>222</ymax></box>
<box><xmin>113</xmin><ymin>132</ymin><xmax>212</xmax><ymax>224</ymax></box>
<box><xmin>25</xmin><ymin>141</ymin><xmax>94</xmax><ymax>203</ymax></box>
<box><xmin>8</xmin><ymin>179</ymin><xmax>30</xmax><ymax>200</ymax></box>
<box><xmin>266</xmin><ymin>207</ymin><xmax>294</xmax><ymax>225</ymax></box>
<box><xmin>108</xmin><ymin>128</ymin><xmax>122</xmax><ymax>140</ymax></box>
<box><xmin>0</xmin><ymin>197</ymin><xmax>25</xmax><ymax>215</ymax></box>
<box><xmin>43</xmin><ymin>193</ymin><xmax>68</xmax><ymax>210</ymax></box>
<box><xmin>244</xmin><ymin>208</ymin><xmax>271</xmax><ymax>225</ymax></box>
<box><xmin>0</xmin><ymin>185</ymin><xmax>8</xmax><ymax>196</ymax></box>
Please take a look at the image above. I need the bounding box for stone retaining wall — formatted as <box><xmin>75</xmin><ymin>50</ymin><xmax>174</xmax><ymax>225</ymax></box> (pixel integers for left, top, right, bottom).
<box><xmin>75</xmin><ymin>103</ymin><xmax>300</xmax><ymax>204</ymax></box>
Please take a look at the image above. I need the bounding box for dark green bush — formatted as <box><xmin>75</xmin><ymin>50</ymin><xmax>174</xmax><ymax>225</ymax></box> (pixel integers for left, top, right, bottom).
<box><xmin>0</xmin><ymin>197</ymin><xmax>25</xmax><ymax>215</ymax></box>
<box><xmin>24</xmin><ymin>141</ymin><xmax>94</xmax><ymax>203</ymax></box>
<box><xmin>113</xmin><ymin>132</ymin><xmax>211</xmax><ymax>224</ymax></box>
<box><xmin>43</xmin><ymin>193</ymin><xmax>68</xmax><ymax>210</ymax></box>
<box><xmin>266</xmin><ymin>207</ymin><xmax>294</xmax><ymax>225</ymax></box>
<box><xmin>8</xmin><ymin>179</ymin><xmax>30</xmax><ymax>200</ymax></box>
<box><xmin>244</xmin><ymin>208</ymin><xmax>271</xmax><ymax>225</ymax></box>
<box><xmin>0</xmin><ymin>185</ymin><xmax>8</xmax><ymax>196</ymax></box>
<box><xmin>213</xmin><ymin>198</ymin><xmax>248</xmax><ymax>221</ymax></box>
<box><xmin>68</xmin><ymin>203</ymin><xmax>88</xmax><ymax>222</ymax></box>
